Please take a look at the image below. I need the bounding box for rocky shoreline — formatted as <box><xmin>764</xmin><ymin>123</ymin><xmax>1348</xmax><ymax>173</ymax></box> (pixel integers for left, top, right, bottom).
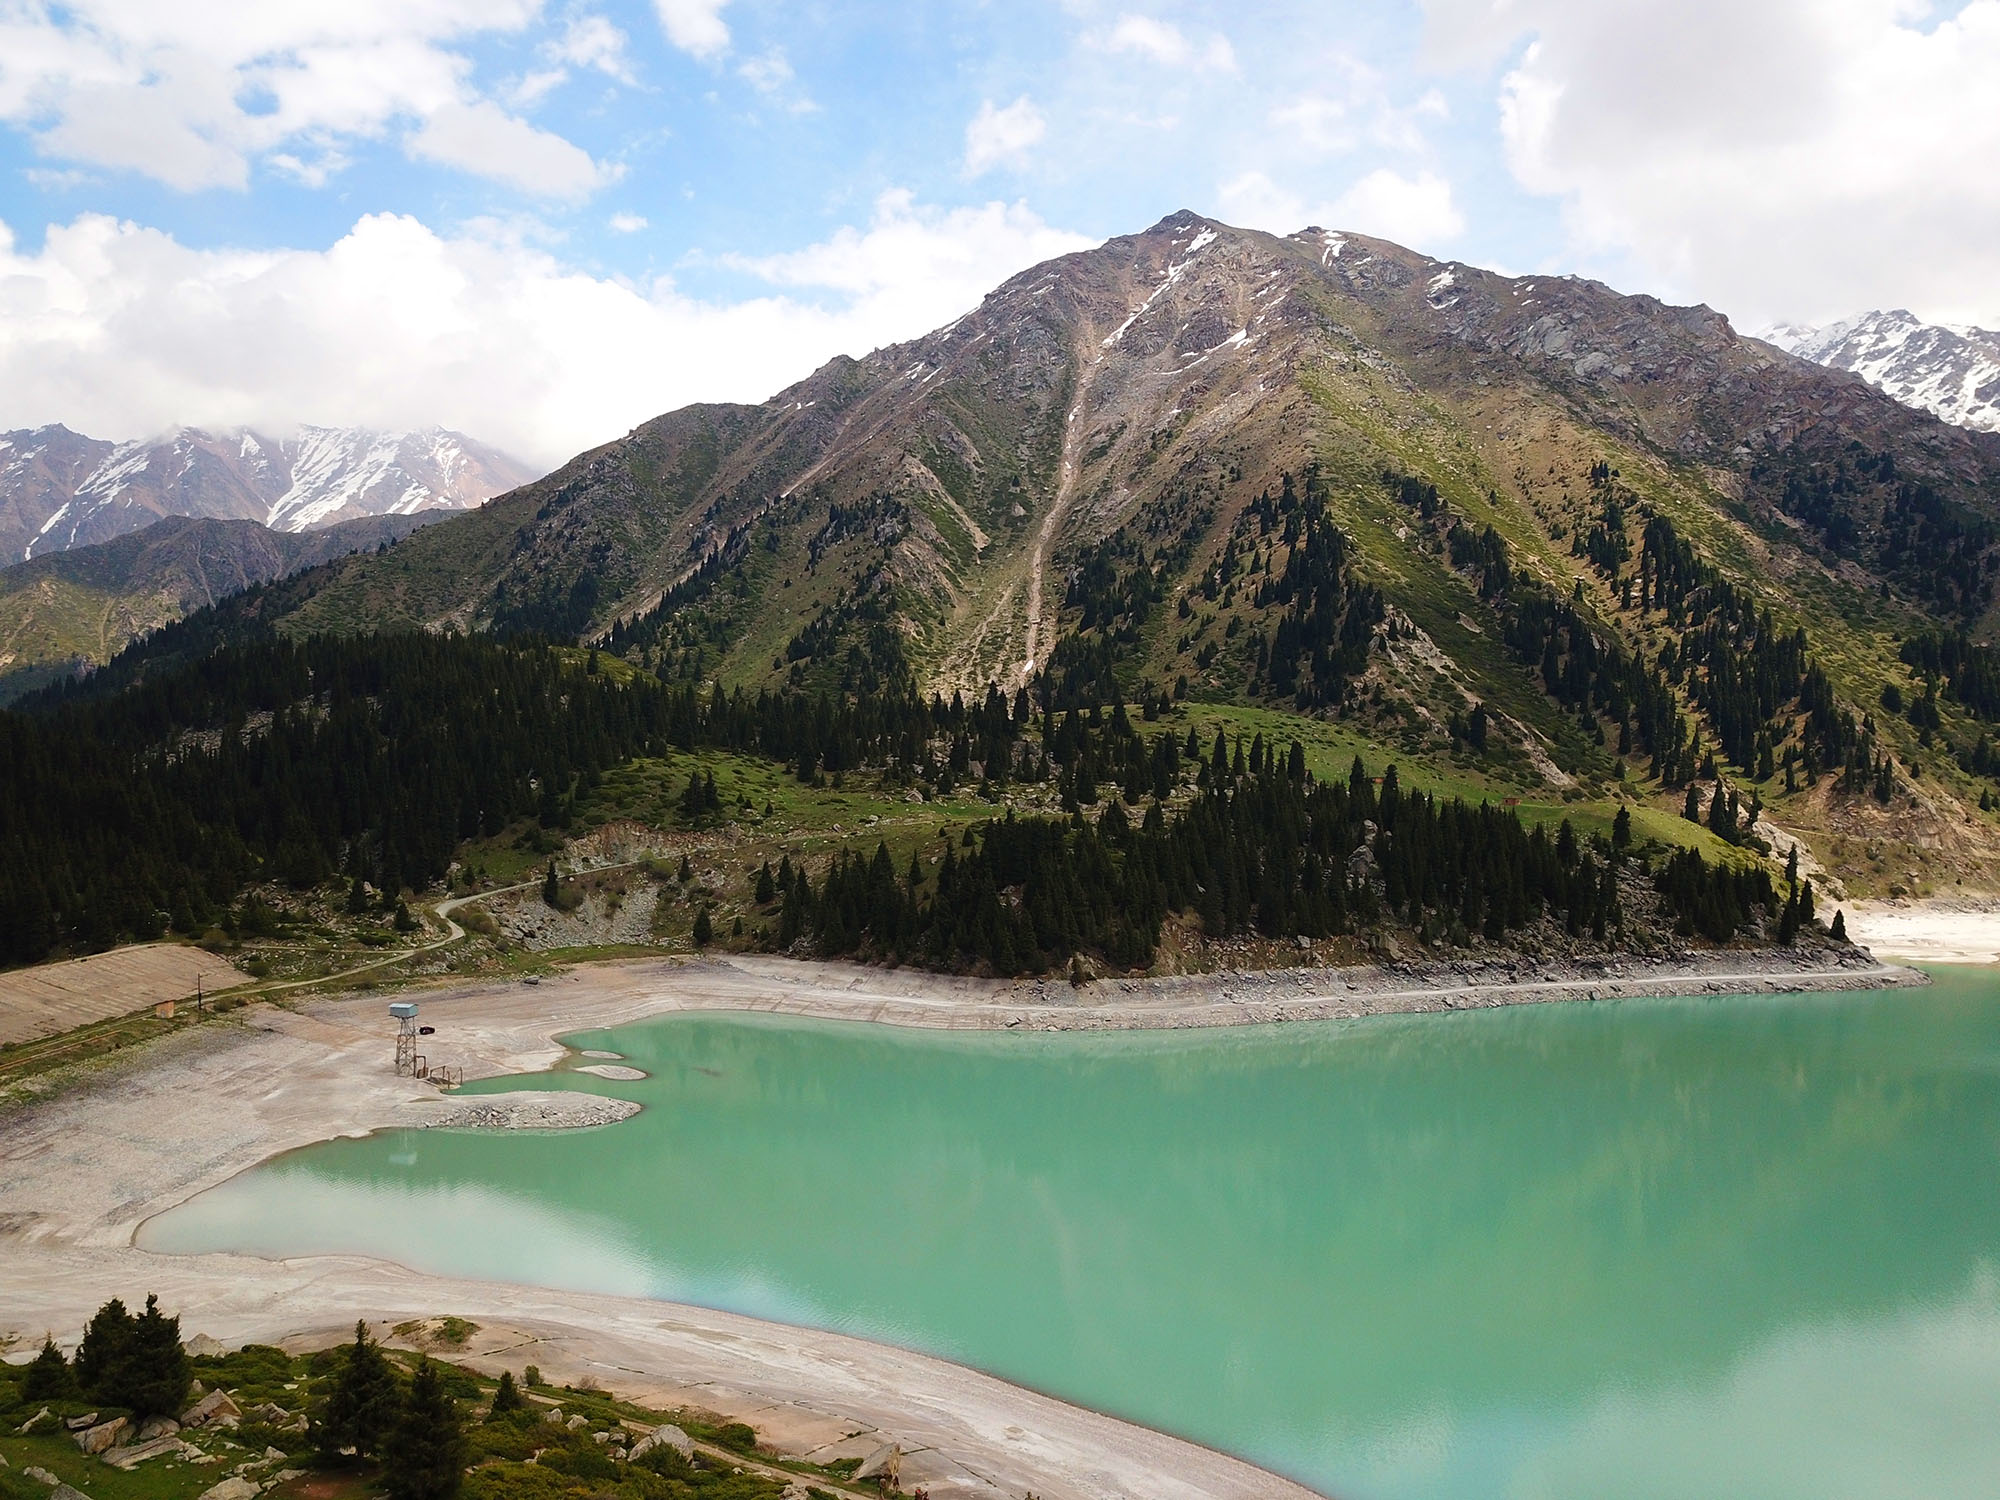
<box><xmin>653</xmin><ymin>945</ymin><xmax>1924</xmax><ymax>1035</ymax></box>
<box><xmin>417</xmin><ymin>1092</ymin><xmax>641</xmax><ymax>1130</ymax></box>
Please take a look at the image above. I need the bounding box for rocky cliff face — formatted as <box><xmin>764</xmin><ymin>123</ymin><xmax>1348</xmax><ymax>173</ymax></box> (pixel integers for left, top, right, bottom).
<box><xmin>0</xmin><ymin>424</ymin><xmax>538</xmax><ymax>561</ymax></box>
<box><xmin>1763</xmin><ymin>310</ymin><xmax>2000</xmax><ymax>435</ymax></box>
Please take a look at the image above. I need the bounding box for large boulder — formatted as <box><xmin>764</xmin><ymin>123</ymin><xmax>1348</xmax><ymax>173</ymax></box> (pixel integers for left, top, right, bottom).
<box><xmin>104</xmin><ymin>1436</ymin><xmax>185</xmax><ymax>1470</ymax></box>
<box><xmin>853</xmin><ymin>1442</ymin><xmax>901</xmax><ymax>1483</ymax></box>
<box><xmin>628</xmin><ymin>1424</ymin><xmax>692</xmax><ymax>1462</ymax></box>
<box><xmin>51</xmin><ymin>1485</ymin><xmax>92</xmax><ymax>1500</ymax></box>
<box><xmin>181</xmin><ymin>1390</ymin><xmax>242</xmax><ymax>1429</ymax></box>
<box><xmin>74</xmin><ymin>1417</ymin><xmax>128</xmax><ymax>1454</ymax></box>
<box><xmin>196</xmin><ymin>1476</ymin><xmax>261</xmax><ymax>1500</ymax></box>
<box><xmin>135</xmin><ymin>1416</ymin><xmax>180</xmax><ymax>1443</ymax></box>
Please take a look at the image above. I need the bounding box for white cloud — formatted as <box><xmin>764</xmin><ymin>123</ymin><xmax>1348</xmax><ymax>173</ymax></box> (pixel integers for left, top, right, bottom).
<box><xmin>512</xmin><ymin>12</ymin><xmax>636</xmax><ymax>103</ymax></box>
<box><xmin>408</xmin><ymin>99</ymin><xmax>617</xmax><ymax>200</ymax></box>
<box><xmin>1420</xmin><ymin>0</ymin><xmax>2000</xmax><ymax>326</ymax></box>
<box><xmin>726</xmin><ymin>189</ymin><xmax>1095</xmax><ymax>303</ymax></box>
<box><xmin>653</xmin><ymin>0</ymin><xmax>731</xmax><ymax>60</ymax></box>
<box><xmin>1218</xmin><ymin>167</ymin><xmax>1463</xmax><ymax>252</ymax></box>
<box><xmin>0</xmin><ymin>2</ymin><xmax>617</xmax><ymax>198</ymax></box>
<box><xmin>0</xmin><ymin>197</ymin><xmax>1095</xmax><ymax>467</ymax></box>
<box><xmin>608</xmin><ymin>212</ymin><xmax>648</xmax><ymax>233</ymax></box>
<box><xmin>550</xmin><ymin>14</ymin><xmax>635</xmax><ymax>84</ymax></box>
<box><xmin>963</xmin><ymin>97</ymin><xmax>1045</xmax><ymax>176</ymax></box>
<box><xmin>1099</xmin><ymin>15</ymin><xmax>1237</xmax><ymax>71</ymax></box>
<box><xmin>1269</xmin><ymin>63</ymin><xmax>1449</xmax><ymax>157</ymax></box>
<box><xmin>1335</xmin><ymin>167</ymin><xmax>1463</xmax><ymax>248</ymax></box>
<box><xmin>737</xmin><ymin>47</ymin><xmax>815</xmax><ymax>112</ymax></box>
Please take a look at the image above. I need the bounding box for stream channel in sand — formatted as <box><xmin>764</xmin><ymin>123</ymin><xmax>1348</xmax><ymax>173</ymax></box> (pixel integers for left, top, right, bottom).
<box><xmin>141</xmin><ymin>968</ymin><xmax>2000</xmax><ymax>1500</ymax></box>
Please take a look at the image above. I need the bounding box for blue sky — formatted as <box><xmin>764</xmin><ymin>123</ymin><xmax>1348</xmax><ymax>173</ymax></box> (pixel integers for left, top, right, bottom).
<box><xmin>0</xmin><ymin>0</ymin><xmax>1993</xmax><ymax>464</ymax></box>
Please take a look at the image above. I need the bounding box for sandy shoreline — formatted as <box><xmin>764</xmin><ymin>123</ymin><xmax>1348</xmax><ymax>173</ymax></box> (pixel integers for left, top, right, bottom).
<box><xmin>0</xmin><ymin>947</ymin><xmax>1928</xmax><ymax>1499</ymax></box>
<box><xmin>1842</xmin><ymin>899</ymin><xmax>2000</xmax><ymax>965</ymax></box>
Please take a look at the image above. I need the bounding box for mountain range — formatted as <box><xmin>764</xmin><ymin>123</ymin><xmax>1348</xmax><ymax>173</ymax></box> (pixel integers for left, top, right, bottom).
<box><xmin>0</xmin><ymin>511</ymin><xmax>435</xmax><ymax>702</ymax></box>
<box><xmin>1764</xmin><ymin>310</ymin><xmax>2000</xmax><ymax>435</ymax></box>
<box><xmin>31</xmin><ymin>213</ymin><xmax>2000</xmax><ymax>899</ymax></box>
<box><xmin>0</xmin><ymin>423</ymin><xmax>537</xmax><ymax>563</ymax></box>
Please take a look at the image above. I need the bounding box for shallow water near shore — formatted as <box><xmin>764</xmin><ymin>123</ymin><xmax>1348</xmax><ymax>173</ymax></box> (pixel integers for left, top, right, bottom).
<box><xmin>144</xmin><ymin>969</ymin><xmax>2000</xmax><ymax>1499</ymax></box>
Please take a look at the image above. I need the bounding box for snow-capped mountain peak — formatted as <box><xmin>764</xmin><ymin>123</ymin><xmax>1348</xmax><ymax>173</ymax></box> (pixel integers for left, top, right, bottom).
<box><xmin>0</xmin><ymin>423</ymin><xmax>540</xmax><ymax>561</ymax></box>
<box><xmin>1761</xmin><ymin>310</ymin><xmax>2000</xmax><ymax>434</ymax></box>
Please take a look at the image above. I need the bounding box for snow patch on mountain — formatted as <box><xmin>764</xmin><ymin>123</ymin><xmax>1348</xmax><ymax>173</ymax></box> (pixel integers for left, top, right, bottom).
<box><xmin>1762</xmin><ymin>310</ymin><xmax>2000</xmax><ymax>434</ymax></box>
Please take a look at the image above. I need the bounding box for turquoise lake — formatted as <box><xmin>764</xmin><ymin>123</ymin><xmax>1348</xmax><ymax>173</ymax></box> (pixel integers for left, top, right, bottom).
<box><xmin>141</xmin><ymin>970</ymin><xmax>2000</xmax><ymax>1499</ymax></box>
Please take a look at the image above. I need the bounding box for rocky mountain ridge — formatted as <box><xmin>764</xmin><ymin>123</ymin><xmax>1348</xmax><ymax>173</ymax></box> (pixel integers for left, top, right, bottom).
<box><xmin>47</xmin><ymin>213</ymin><xmax>2000</xmax><ymax>898</ymax></box>
<box><xmin>0</xmin><ymin>423</ymin><xmax>538</xmax><ymax>562</ymax></box>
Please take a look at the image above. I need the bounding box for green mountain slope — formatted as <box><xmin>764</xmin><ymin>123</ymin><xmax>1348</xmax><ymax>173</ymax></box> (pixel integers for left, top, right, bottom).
<box><xmin>88</xmin><ymin>214</ymin><xmax>2000</xmax><ymax>898</ymax></box>
<box><xmin>0</xmin><ymin>511</ymin><xmax>429</xmax><ymax>702</ymax></box>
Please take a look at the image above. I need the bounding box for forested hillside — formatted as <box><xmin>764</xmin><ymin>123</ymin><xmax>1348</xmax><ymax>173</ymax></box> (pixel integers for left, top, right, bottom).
<box><xmin>11</xmin><ymin>211</ymin><xmax>2000</xmax><ymax>939</ymax></box>
<box><xmin>0</xmin><ymin>629</ymin><xmax>1791</xmax><ymax>973</ymax></box>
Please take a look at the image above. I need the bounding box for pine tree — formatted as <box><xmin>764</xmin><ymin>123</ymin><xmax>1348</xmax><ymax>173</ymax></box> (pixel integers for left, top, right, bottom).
<box><xmin>541</xmin><ymin>861</ymin><xmax>558</xmax><ymax>908</ymax></box>
<box><xmin>487</xmin><ymin>1370</ymin><xmax>522</xmax><ymax>1421</ymax></box>
<box><xmin>1831</xmin><ymin>909</ymin><xmax>1848</xmax><ymax>941</ymax></box>
<box><xmin>313</xmin><ymin>1321</ymin><xmax>402</xmax><ymax>1460</ymax></box>
<box><xmin>692</xmin><ymin>908</ymin><xmax>713</xmax><ymax>947</ymax></box>
<box><xmin>383</xmin><ymin>1359</ymin><xmax>467</xmax><ymax>1500</ymax></box>
<box><xmin>22</xmin><ymin>1336</ymin><xmax>73</xmax><ymax>1401</ymax></box>
<box><xmin>1682</xmin><ymin>784</ymin><xmax>1701</xmax><ymax>822</ymax></box>
<box><xmin>1611</xmin><ymin>806</ymin><xmax>1631</xmax><ymax>850</ymax></box>
<box><xmin>74</xmin><ymin>1297</ymin><xmax>133</xmax><ymax>1401</ymax></box>
<box><xmin>118</xmin><ymin>1295</ymin><xmax>190</xmax><ymax>1416</ymax></box>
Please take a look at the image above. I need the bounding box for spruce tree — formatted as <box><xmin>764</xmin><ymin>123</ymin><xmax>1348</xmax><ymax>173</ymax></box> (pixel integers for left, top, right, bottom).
<box><xmin>541</xmin><ymin>861</ymin><xmax>558</xmax><ymax>908</ymax></box>
<box><xmin>1682</xmin><ymin>783</ymin><xmax>1701</xmax><ymax>822</ymax></box>
<box><xmin>383</xmin><ymin>1359</ymin><xmax>467</xmax><ymax>1500</ymax></box>
<box><xmin>74</xmin><ymin>1297</ymin><xmax>133</xmax><ymax>1401</ymax></box>
<box><xmin>487</xmin><ymin>1370</ymin><xmax>522</xmax><ymax>1421</ymax></box>
<box><xmin>1611</xmin><ymin>806</ymin><xmax>1632</xmax><ymax>850</ymax></box>
<box><xmin>313</xmin><ymin>1321</ymin><xmax>402</xmax><ymax>1460</ymax></box>
<box><xmin>119</xmin><ymin>1295</ymin><xmax>190</xmax><ymax>1416</ymax></box>
<box><xmin>1831</xmin><ymin>909</ymin><xmax>1848</xmax><ymax>941</ymax></box>
<box><xmin>22</xmin><ymin>1336</ymin><xmax>74</xmax><ymax>1401</ymax></box>
<box><xmin>692</xmin><ymin>908</ymin><xmax>713</xmax><ymax>947</ymax></box>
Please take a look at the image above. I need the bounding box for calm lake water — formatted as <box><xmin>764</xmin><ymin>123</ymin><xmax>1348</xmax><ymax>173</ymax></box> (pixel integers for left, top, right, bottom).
<box><xmin>142</xmin><ymin>970</ymin><xmax>2000</xmax><ymax>1499</ymax></box>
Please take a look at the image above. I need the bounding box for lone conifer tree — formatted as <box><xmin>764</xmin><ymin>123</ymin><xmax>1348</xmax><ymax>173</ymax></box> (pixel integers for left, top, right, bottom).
<box><xmin>313</xmin><ymin>1321</ymin><xmax>402</xmax><ymax>1460</ymax></box>
<box><xmin>487</xmin><ymin>1369</ymin><xmax>522</xmax><ymax>1420</ymax></box>
<box><xmin>383</xmin><ymin>1359</ymin><xmax>467</xmax><ymax>1500</ymax></box>
<box><xmin>692</xmin><ymin>908</ymin><xmax>713</xmax><ymax>948</ymax></box>
<box><xmin>541</xmin><ymin>861</ymin><xmax>558</xmax><ymax>908</ymax></box>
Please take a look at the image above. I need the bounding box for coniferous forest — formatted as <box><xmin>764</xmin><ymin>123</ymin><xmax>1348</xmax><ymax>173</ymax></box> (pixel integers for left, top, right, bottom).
<box><xmin>0</xmin><ymin>622</ymin><xmax>1788</xmax><ymax>974</ymax></box>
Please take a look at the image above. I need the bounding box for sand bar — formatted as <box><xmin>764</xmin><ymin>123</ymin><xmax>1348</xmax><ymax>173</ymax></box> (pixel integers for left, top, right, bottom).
<box><xmin>0</xmin><ymin>948</ymin><xmax>1926</xmax><ymax>1499</ymax></box>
